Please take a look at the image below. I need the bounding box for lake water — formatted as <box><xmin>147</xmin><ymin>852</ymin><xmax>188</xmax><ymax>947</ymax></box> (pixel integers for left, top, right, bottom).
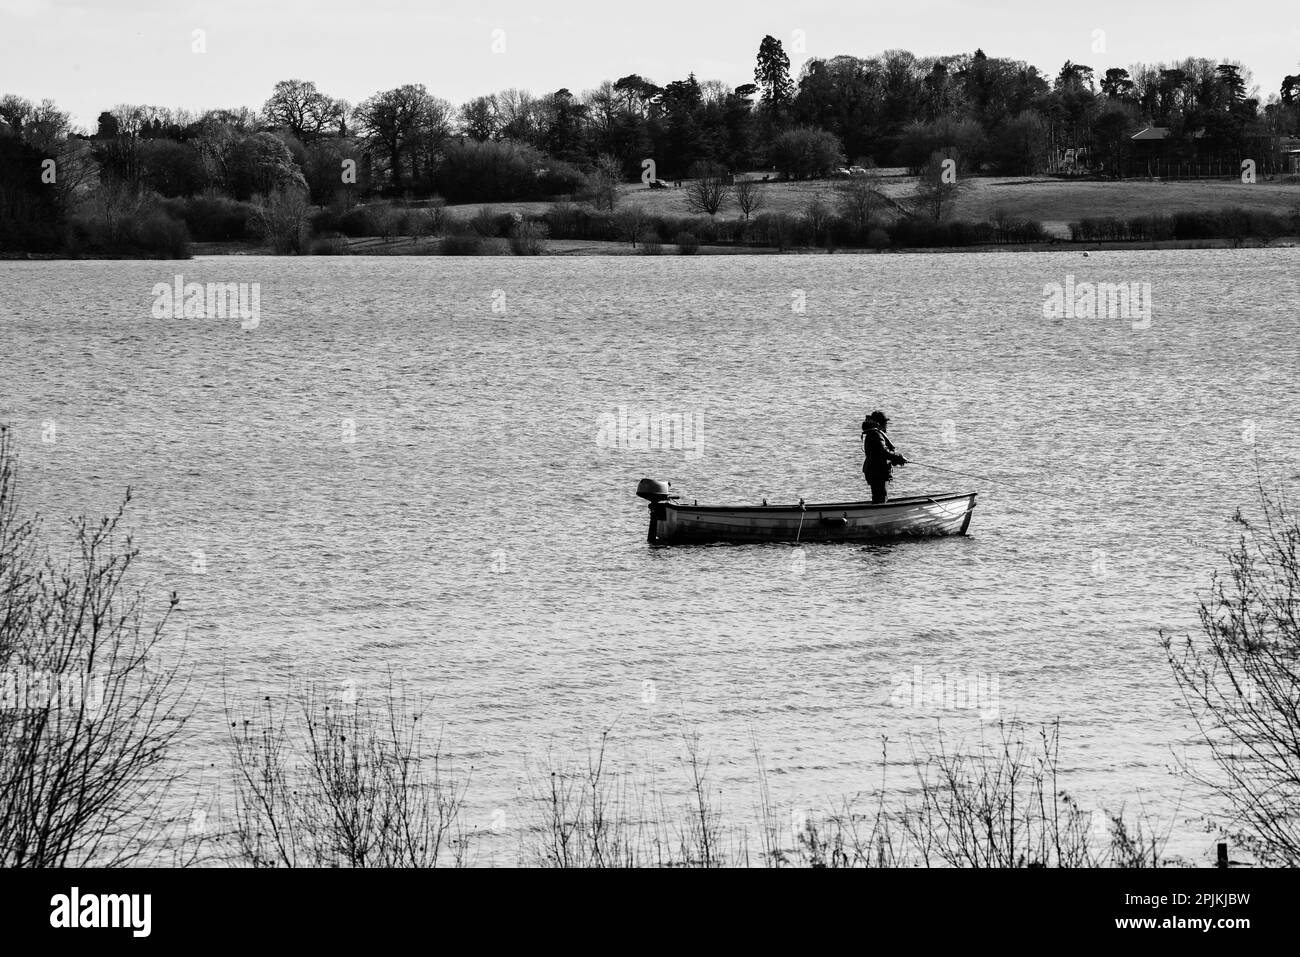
<box><xmin>2</xmin><ymin>249</ymin><xmax>1298</xmax><ymax>864</ymax></box>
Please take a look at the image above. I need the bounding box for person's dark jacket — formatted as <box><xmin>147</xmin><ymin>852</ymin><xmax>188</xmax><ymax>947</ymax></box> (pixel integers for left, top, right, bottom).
<box><xmin>861</xmin><ymin>422</ymin><xmax>906</xmax><ymax>481</ymax></box>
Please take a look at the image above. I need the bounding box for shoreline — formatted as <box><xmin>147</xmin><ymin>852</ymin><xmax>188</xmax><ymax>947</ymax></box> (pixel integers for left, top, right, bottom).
<box><xmin>6</xmin><ymin>234</ymin><xmax>1298</xmax><ymax>261</ymax></box>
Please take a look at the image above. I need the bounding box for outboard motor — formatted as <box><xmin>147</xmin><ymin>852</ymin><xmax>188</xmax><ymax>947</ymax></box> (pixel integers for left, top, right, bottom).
<box><xmin>636</xmin><ymin>479</ymin><xmax>679</xmax><ymax>543</ymax></box>
<box><xmin>636</xmin><ymin>478</ymin><xmax>678</xmax><ymax>503</ymax></box>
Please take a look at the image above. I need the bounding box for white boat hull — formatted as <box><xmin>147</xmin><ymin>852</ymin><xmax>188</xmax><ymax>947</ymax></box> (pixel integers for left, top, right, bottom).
<box><xmin>646</xmin><ymin>492</ymin><xmax>977</xmax><ymax>544</ymax></box>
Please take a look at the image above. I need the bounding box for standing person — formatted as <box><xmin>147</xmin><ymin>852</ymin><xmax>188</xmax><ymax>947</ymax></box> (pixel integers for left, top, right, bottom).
<box><xmin>861</xmin><ymin>410</ymin><xmax>907</xmax><ymax>503</ymax></box>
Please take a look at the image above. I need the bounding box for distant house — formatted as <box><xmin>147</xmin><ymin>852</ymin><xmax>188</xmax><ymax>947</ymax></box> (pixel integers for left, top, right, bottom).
<box><xmin>1129</xmin><ymin>126</ymin><xmax>1205</xmax><ymax>148</ymax></box>
<box><xmin>1128</xmin><ymin>126</ymin><xmax>1205</xmax><ymax>176</ymax></box>
<box><xmin>1128</xmin><ymin>128</ymin><xmax>1169</xmax><ymax>177</ymax></box>
<box><xmin>1284</xmin><ymin>138</ymin><xmax>1300</xmax><ymax>174</ymax></box>
<box><xmin>1128</xmin><ymin>126</ymin><xmax>1300</xmax><ymax>177</ymax></box>
<box><xmin>1053</xmin><ymin>146</ymin><xmax>1091</xmax><ymax>172</ymax></box>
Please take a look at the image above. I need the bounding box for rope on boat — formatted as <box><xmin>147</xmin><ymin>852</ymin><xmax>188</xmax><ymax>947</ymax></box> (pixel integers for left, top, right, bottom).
<box><xmin>923</xmin><ymin>495</ymin><xmax>975</xmax><ymax>522</ymax></box>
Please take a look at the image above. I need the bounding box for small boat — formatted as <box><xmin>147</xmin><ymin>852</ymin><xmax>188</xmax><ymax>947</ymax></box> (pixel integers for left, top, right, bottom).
<box><xmin>636</xmin><ymin>478</ymin><xmax>977</xmax><ymax>544</ymax></box>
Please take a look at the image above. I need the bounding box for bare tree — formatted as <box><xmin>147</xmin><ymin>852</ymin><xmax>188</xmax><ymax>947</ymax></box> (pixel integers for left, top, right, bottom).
<box><xmin>582</xmin><ymin>81</ymin><xmax>619</xmax><ymax>144</ymax></box>
<box><xmin>19</xmin><ymin>98</ymin><xmax>73</xmax><ymax>152</ymax></box>
<box><xmin>614</xmin><ymin>204</ymin><xmax>650</xmax><ymax>247</ymax></box>
<box><xmin>494</xmin><ymin>88</ymin><xmax>541</xmax><ymax>143</ymax></box>
<box><xmin>1163</xmin><ymin>486</ymin><xmax>1300</xmax><ymax>865</ymax></box>
<box><xmin>52</xmin><ymin>138</ymin><xmax>99</xmax><ymax>210</ymax></box>
<box><xmin>803</xmin><ymin>192</ymin><xmax>831</xmax><ymax>245</ymax></box>
<box><xmin>254</xmin><ymin>185</ymin><xmax>313</xmax><ymax>254</ymax></box>
<box><xmin>685</xmin><ymin>162</ymin><xmax>732</xmax><ymax>215</ymax></box>
<box><xmin>733</xmin><ymin>178</ymin><xmax>764</xmax><ymax>219</ymax></box>
<box><xmin>0</xmin><ymin>94</ymin><xmax>34</xmax><ymax>135</ymax></box>
<box><xmin>458</xmin><ymin>94</ymin><xmax>500</xmax><ymax>141</ymax></box>
<box><xmin>910</xmin><ymin>150</ymin><xmax>971</xmax><ymax>221</ymax></box>
<box><xmin>588</xmin><ymin>153</ymin><xmax>622</xmax><ymax>211</ymax></box>
<box><xmin>81</xmin><ymin>178</ymin><xmax>147</xmax><ymax>249</ymax></box>
<box><xmin>837</xmin><ymin>174</ymin><xmax>884</xmax><ymax>239</ymax></box>
<box><xmin>353</xmin><ymin>84</ymin><xmax>452</xmax><ymax>191</ymax></box>
<box><xmin>0</xmin><ymin>426</ymin><xmax>191</xmax><ymax>867</ymax></box>
<box><xmin>262</xmin><ymin>79</ymin><xmax>346</xmax><ymax>142</ymax></box>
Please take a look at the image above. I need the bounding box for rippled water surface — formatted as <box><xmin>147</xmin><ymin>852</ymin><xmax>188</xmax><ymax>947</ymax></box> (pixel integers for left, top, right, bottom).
<box><xmin>2</xmin><ymin>250</ymin><xmax>1298</xmax><ymax>863</ymax></box>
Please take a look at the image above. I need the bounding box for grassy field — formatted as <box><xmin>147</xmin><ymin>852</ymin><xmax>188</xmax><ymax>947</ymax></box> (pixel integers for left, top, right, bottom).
<box><xmin>445</xmin><ymin>173</ymin><xmax>1300</xmax><ymax>240</ymax></box>
<box><xmin>937</xmin><ymin>176</ymin><xmax>1300</xmax><ymax>235</ymax></box>
<box><xmin>183</xmin><ymin>173</ymin><xmax>1300</xmax><ymax>257</ymax></box>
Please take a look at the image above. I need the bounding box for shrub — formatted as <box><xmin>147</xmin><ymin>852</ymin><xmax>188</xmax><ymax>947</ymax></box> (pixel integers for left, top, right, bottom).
<box><xmin>310</xmin><ymin>206</ymin><xmax>342</xmax><ymax>235</ymax></box>
<box><xmin>424</xmin><ymin>197</ymin><xmax>449</xmax><ymax>236</ymax></box>
<box><xmin>508</xmin><ymin>220</ymin><xmax>549</xmax><ymax>255</ymax></box>
<box><xmin>887</xmin><ymin>216</ymin><xmax>999</xmax><ymax>248</ymax></box>
<box><xmin>438</xmin><ymin>140</ymin><xmax>583</xmax><ymax>204</ymax></box>
<box><xmin>303</xmin><ymin>138</ymin><xmax>367</xmax><ymax>204</ymax></box>
<box><xmin>134</xmin><ymin>210</ymin><xmax>191</xmax><ymax>258</ymax></box>
<box><xmin>160</xmin><ymin>196</ymin><xmax>255</xmax><ymax>242</ymax></box>
<box><xmin>1172</xmin><ymin>210</ymin><xmax>1214</xmax><ymax>239</ymax></box>
<box><xmin>1070</xmin><ymin>209</ymin><xmax>1293</xmax><ymax>244</ymax></box>
<box><xmin>542</xmin><ymin>202</ymin><xmax>583</xmax><ymax>239</ymax></box>
<box><xmin>369</xmin><ymin>205</ymin><xmax>419</xmax><ymax>242</ymax></box>
<box><xmin>1163</xmin><ymin>488</ymin><xmax>1300</xmax><ymax>865</ymax></box>
<box><xmin>867</xmin><ymin>227</ymin><xmax>891</xmax><ymax>249</ymax></box>
<box><xmin>440</xmin><ymin>232</ymin><xmax>486</xmax><ymax>255</ymax></box>
<box><xmin>996</xmin><ymin>217</ymin><xmax>1047</xmax><ymax>244</ymax></box>
<box><xmin>68</xmin><ymin>186</ymin><xmax>193</xmax><ymax>258</ymax></box>
<box><xmin>537</xmin><ymin>161</ymin><xmax>587</xmax><ymax>198</ymax></box>
<box><xmin>219</xmin><ymin>132</ymin><xmax>307</xmax><ymax>201</ymax></box>
<box><xmin>471</xmin><ymin>207</ymin><xmax>514</xmax><ymax>238</ymax></box>
<box><xmin>684</xmin><ymin>215</ymin><xmax>722</xmax><ymax>243</ymax></box>
<box><xmin>769</xmin><ymin>126</ymin><xmax>846</xmax><ymax>180</ymax></box>
<box><xmin>379</xmin><ymin>207</ymin><xmax>408</xmax><ymax>240</ymax></box>
<box><xmin>338</xmin><ymin>206</ymin><xmax>378</xmax><ymax>237</ymax></box>
<box><xmin>138</xmin><ymin>139</ymin><xmax>208</xmax><ymax>197</ymax></box>
<box><xmin>991</xmin><ymin>209</ymin><xmax>1043</xmax><ymax>244</ymax></box>
<box><xmin>584</xmin><ymin>153</ymin><xmax>623</xmax><ymax>211</ymax></box>
<box><xmin>0</xmin><ymin>135</ymin><xmax>65</xmax><ymax>252</ymax></box>
<box><xmin>541</xmin><ymin>204</ymin><xmax>615</xmax><ymax>241</ymax></box>
<box><xmin>227</xmin><ymin>686</ymin><xmax>469</xmax><ymax>868</ymax></box>
<box><xmin>675</xmin><ymin>231</ymin><xmax>700</xmax><ymax>254</ymax></box>
<box><xmin>750</xmin><ymin>211</ymin><xmax>797</xmax><ymax>249</ymax></box>
<box><xmin>1146</xmin><ymin>215</ymin><xmax>1176</xmax><ymax>241</ymax></box>
<box><xmin>897</xmin><ymin>118</ymin><xmax>990</xmax><ymax>175</ymax></box>
<box><xmin>308</xmin><ymin>235</ymin><xmax>349</xmax><ymax>255</ymax></box>
<box><xmin>1244</xmin><ymin>208</ymin><xmax>1286</xmax><ymax>240</ymax></box>
<box><xmin>254</xmin><ymin>187</ymin><xmax>312</xmax><ymax>254</ymax></box>
<box><xmin>0</xmin><ymin>428</ymin><xmax>190</xmax><ymax>866</ymax></box>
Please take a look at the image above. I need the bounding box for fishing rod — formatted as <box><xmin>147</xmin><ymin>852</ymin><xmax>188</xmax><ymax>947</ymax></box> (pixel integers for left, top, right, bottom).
<box><xmin>855</xmin><ymin>425</ymin><xmax>1061</xmax><ymax>497</ymax></box>
<box><xmin>903</xmin><ymin>459</ymin><xmax>1058</xmax><ymax>498</ymax></box>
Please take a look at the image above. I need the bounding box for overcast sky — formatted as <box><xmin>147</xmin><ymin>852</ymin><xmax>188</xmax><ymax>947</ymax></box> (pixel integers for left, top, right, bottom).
<box><xmin>2</xmin><ymin>0</ymin><xmax>1297</xmax><ymax>129</ymax></box>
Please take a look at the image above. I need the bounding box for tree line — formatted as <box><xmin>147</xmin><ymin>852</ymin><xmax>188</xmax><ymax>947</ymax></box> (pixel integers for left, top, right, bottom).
<box><xmin>3</xmin><ymin>37</ymin><xmax>1300</xmax><ymax>253</ymax></box>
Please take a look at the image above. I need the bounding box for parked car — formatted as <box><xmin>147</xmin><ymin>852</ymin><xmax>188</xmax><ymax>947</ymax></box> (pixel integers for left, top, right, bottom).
<box><xmin>831</xmin><ymin>167</ymin><xmax>851</xmax><ymax>178</ymax></box>
<box><xmin>848</xmin><ymin>166</ymin><xmax>870</xmax><ymax>176</ymax></box>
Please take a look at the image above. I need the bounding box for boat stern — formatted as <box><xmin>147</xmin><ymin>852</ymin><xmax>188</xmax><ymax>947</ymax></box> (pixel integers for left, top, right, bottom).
<box><xmin>637</xmin><ymin>478</ymin><xmax>679</xmax><ymax>543</ymax></box>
